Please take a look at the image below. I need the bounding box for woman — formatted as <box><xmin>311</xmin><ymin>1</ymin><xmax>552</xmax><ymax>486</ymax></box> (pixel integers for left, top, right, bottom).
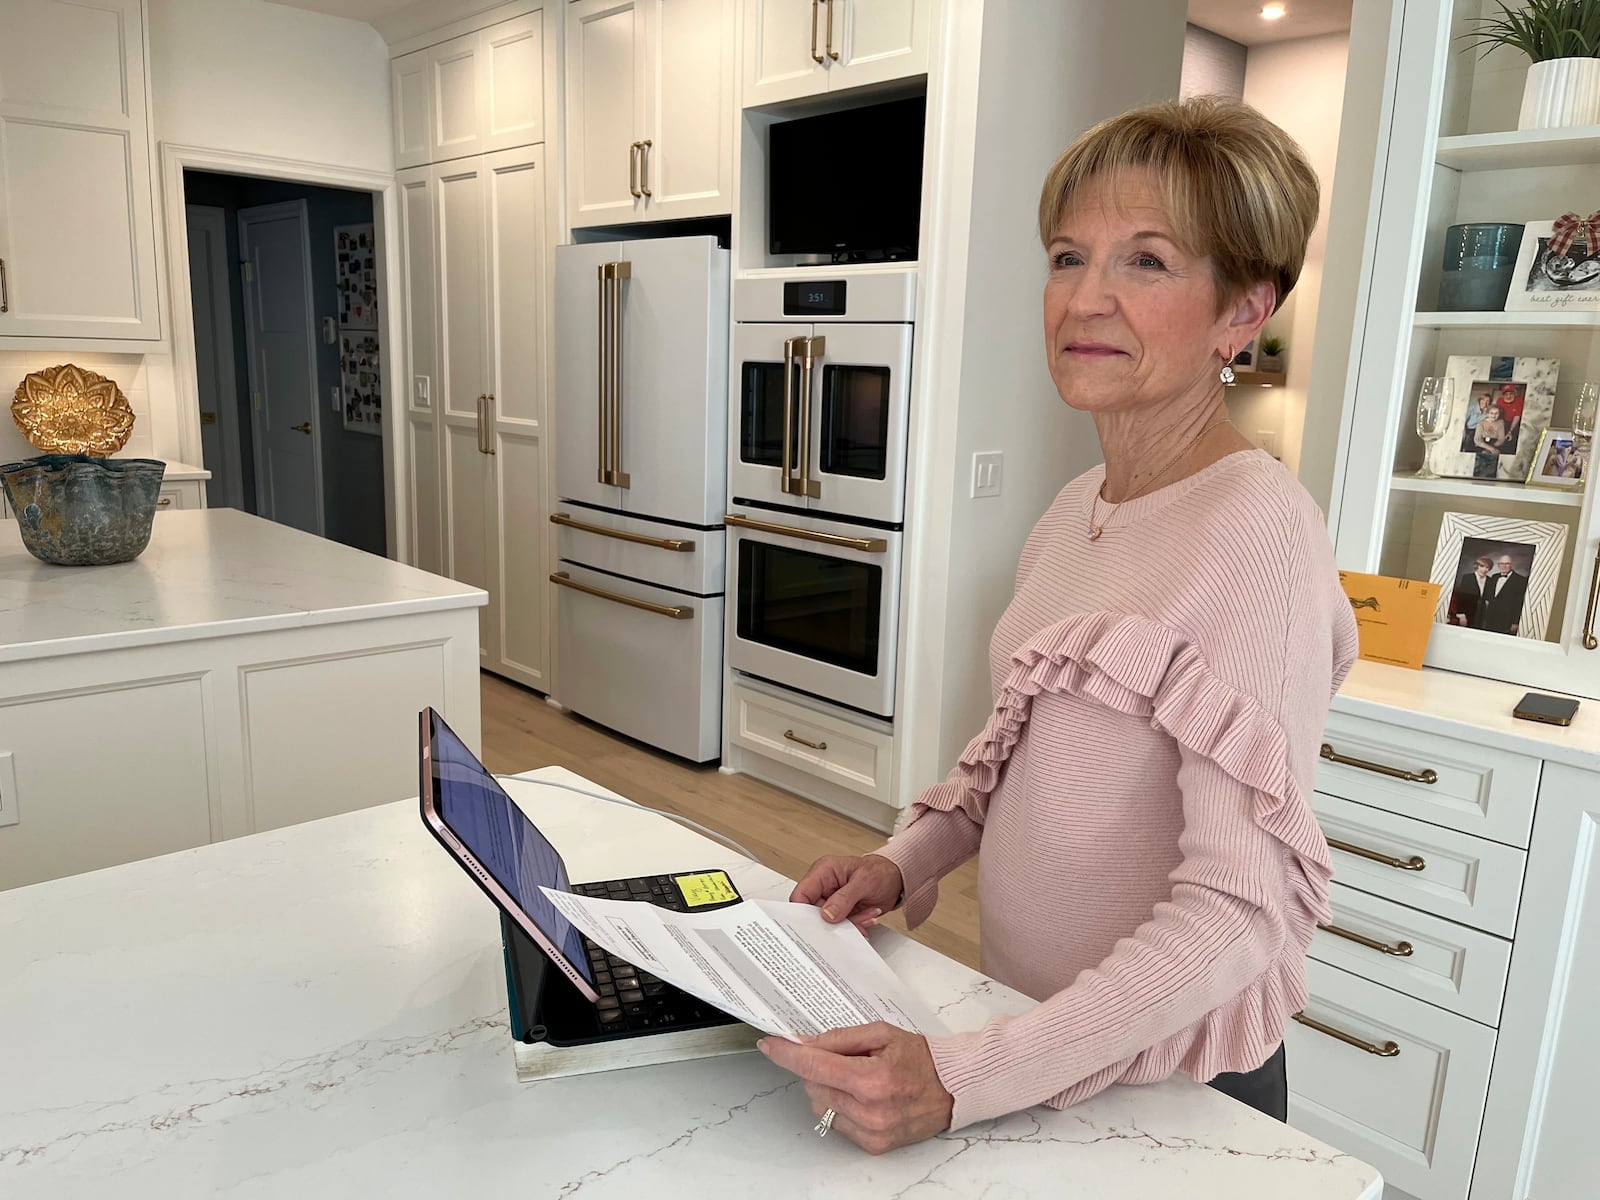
<box><xmin>759</xmin><ymin>97</ymin><xmax>1358</xmax><ymax>1153</ymax></box>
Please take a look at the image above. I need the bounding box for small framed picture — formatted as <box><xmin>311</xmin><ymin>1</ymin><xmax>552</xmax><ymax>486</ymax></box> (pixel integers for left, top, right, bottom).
<box><xmin>1428</xmin><ymin>511</ymin><xmax>1568</xmax><ymax>641</ymax></box>
<box><xmin>1436</xmin><ymin>355</ymin><xmax>1559</xmax><ymax>482</ymax></box>
<box><xmin>1506</xmin><ymin>219</ymin><xmax>1600</xmax><ymax>311</ymax></box>
<box><xmin>1526</xmin><ymin>428</ymin><xmax>1587</xmax><ymax>488</ymax></box>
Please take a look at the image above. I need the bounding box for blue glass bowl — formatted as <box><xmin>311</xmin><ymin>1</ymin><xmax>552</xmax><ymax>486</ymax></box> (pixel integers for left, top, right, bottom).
<box><xmin>0</xmin><ymin>454</ymin><xmax>166</xmax><ymax>566</ymax></box>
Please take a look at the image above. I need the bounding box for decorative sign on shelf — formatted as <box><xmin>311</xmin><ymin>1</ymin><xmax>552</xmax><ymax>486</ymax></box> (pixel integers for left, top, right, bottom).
<box><xmin>1338</xmin><ymin>571</ymin><xmax>1442</xmax><ymax>671</ymax></box>
<box><xmin>334</xmin><ymin>223</ymin><xmax>381</xmax><ymax>435</ymax></box>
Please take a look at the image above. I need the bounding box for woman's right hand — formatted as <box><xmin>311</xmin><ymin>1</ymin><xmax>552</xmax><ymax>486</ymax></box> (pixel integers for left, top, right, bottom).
<box><xmin>790</xmin><ymin>854</ymin><xmax>905</xmax><ymax>931</ymax></box>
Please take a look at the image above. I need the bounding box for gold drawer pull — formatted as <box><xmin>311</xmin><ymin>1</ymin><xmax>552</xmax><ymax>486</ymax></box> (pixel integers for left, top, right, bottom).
<box><xmin>551</xmin><ymin>513</ymin><xmax>694</xmax><ymax>552</ymax></box>
<box><xmin>1321</xmin><ymin>742</ymin><xmax>1437</xmax><ymax>785</ymax></box>
<box><xmin>156</xmin><ymin>497</ymin><xmax>173</xmax><ymax>507</ymax></box>
<box><xmin>1293</xmin><ymin>1011</ymin><xmax>1401</xmax><ymax>1057</ymax></box>
<box><xmin>783</xmin><ymin>729</ymin><xmax>828</xmax><ymax>751</ymax></box>
<box><xmin>1583</xmin><ymin>544</ymin><xmax>1599</xmax><ymax>651</ymax></box>
<box><xmin>1327</xmin><ymin>836</ymin><xmax>1427</xmax><ymax>872</ymax></box>
<box><xmin>1319</xmin><ymin>922</ymin><xmax>1414</xmax><ymax>957</ymax></box>
<box><xmin>549</xmin><ymin>572</ymin><xmax>692</xmax><ymax>620</ymax></box>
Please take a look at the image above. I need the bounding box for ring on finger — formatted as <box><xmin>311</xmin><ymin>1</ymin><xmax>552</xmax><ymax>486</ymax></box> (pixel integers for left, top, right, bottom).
<box><xmin>814</xmin><ymin>1107</ymin><xmax>836</xmax><ymax>1137</ymax></box>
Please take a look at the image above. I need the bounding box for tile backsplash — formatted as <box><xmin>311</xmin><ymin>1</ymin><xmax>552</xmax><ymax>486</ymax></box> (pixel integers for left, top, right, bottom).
<box><xmin>0</xmin><ymin>351</ymin><xmax>157</xmax><ymax>464</ymax></box>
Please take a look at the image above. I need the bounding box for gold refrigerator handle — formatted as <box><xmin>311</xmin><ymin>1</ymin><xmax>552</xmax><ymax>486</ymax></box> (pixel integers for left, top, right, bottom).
<box><xmin>810</xmin><ymin>0</ymin><xmax>825</xmax><ymax>63</ymax></box>
<box><xmin>796</xmin><ymin>335</ymin><xmax>823</xmax><ymax>499</ymax></box>
<box><xmin>1584</xmin><ymin>544</ymin><xmax>1600</xmax><ymax>650</ymax></box>
<box><xmin>609</xmin><ymin>260</ymin><xmax>632</xmax><ymax>488</ymax></box>
<box><xmin>550</xmin><ymin>512</ymin><xmax>695</xmax><ymax>553</ymax></box>
<box><xmin>550</xmin><ymin>572</ymin><xmax>693</xmax><ymax>620</ymax></box>
<box><xmin>639</xmin><ymin>139</ymin><xmax>653</xmax><ymax>198</ymax></box>
<box><xmin>596</xmin><ymin>266</ymin><xmax>609</xmax><ymax>483</ymax></box>
<box><xmin>826</xmin><ymin>0</ymin><xmax>840</xmax><ymax>61</ymax></box>
<box><xmin>780</xmin><ymin>336</ymin><xmax>800</xmax><ymax>494</ymax></box>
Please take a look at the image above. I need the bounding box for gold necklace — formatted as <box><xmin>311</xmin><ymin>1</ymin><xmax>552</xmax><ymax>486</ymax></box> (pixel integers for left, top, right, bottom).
<box><xmin>1087</xmin><ymin>415</ymin><xmax>1234</xmax><ymax>541</ymax></box>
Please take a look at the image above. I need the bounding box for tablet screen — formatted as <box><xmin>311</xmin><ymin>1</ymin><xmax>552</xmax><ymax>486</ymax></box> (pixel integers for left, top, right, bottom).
<box><xmin>429</xmin><ymin>713</ymin><xmax>593</xmax><ymax>985</ymax></box>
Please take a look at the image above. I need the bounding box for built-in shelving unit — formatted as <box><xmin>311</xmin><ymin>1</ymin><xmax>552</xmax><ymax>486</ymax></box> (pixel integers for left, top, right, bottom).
<box><xmin>1229</xmin><ymin>369</ymin><xmax>1286</xmax><ymax>387</ymax></box>
<box><xmin>1413</xmin><ymin>310</ymin><xmax>1600</xmax><ymax>329</ymax></box>
<box><xmin>1388</xmin><ymin>472</ymin><xmax>1585</xmax><ymax>507</ymax></box>
<box><xmin>1435</xmin><ymin>125</ymin><xmax>1600</xmax><ymax>171</ymax></box>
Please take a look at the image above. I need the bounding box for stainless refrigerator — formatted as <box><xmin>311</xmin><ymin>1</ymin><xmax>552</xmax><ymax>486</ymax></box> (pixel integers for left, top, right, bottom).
<box><xmin>550</xmin><ymin>235</ymin><xmax>730</xmax><ymax>761</ymax></box>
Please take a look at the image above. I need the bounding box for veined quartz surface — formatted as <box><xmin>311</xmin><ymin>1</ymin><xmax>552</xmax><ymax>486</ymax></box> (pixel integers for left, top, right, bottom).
<box><xmin>0</xmin><ymin>767</ymin><xmax>1381</xmax><ymax>1199</ymax></box>
<box><xmin>0</xmin><ymin>508</ymin><xmax>483</xmax><ymax>663</ymax></box>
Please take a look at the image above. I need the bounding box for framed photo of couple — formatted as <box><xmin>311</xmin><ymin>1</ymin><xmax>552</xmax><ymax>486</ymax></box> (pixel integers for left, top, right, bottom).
<box><xmin>1427</xmin><ymin>511</ymin><xmax>1567</xmax><ymax>641</ymax></box>
<box><xmin>1435</xmin><ymin>355</ymin><xmax>1558</xmax><ymax>483</ymax></box>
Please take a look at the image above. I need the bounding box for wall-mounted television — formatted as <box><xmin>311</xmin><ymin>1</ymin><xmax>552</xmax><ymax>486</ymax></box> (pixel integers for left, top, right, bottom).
<box><xmin>768</xmin><ymin>95</ymin><xmax>925</xmax><ymax>263</ymax></box>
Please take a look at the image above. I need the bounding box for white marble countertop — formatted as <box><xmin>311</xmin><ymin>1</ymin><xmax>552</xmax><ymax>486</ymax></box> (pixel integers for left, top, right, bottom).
<box><xmin>0</xmin><ymin>508</ymin><xmax>484</xmax><ymax>664</ymax></box>
<box><xmin>0</xmin><ymin>766</ymin><xmax>1381</xmax><ymax>1199</ymax></box>
<box><xmin>1336</xmin><ymin>659</ymin><xmax>1600</xmax><ymax>771</ymax></box>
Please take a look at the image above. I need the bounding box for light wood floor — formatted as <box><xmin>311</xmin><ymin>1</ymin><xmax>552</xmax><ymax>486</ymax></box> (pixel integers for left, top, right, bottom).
<box><xmin>480</xmin><ymin>673</ymin><xmax>982</xmax><ymax>970</ymax></box>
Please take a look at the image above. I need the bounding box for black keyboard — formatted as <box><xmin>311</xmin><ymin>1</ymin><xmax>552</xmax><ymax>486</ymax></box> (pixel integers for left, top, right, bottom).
<box><xmin>570</xmin><ymin>874</ymin><xmax>723</xmax><ymax>1033</ymax></box>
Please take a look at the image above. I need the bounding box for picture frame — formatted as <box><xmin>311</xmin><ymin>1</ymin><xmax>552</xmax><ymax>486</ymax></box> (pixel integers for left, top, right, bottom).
<box><xmin>1505</xmin><ymin>219</ymin><xmax>1600</xmax><ymax>312</ymax></box>
<box><xmin>1435</xmin><ymin>355</ymin><xmax>1558</xmax><ymax>483</ymax></box>
<box><xmin>1525</xmin><ymin>427</ymin><xmax>1587</xmax><ymax>489</ymax></box>
<box><xmin>1428</xmin><ymin>512</ymin><xmax>1568</xmax><ymax>641</ymax></box>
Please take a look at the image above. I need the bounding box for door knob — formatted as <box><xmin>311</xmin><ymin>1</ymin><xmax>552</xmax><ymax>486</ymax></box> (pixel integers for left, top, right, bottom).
<box><xmin>200</xmin><ymin>411</ymin><xmax>217</xmax><ymax>426</ymax></box>
<box><xmin>291</xmin><ymin>422</ymin><xmax>312</xmax><ymax>434</ymax></box>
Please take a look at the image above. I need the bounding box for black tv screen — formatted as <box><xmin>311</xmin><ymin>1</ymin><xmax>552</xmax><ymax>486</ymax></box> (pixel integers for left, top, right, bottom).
<box><xmin>768</xmin><ymin>95</ymin><xmax>925</xmax><ymax>262</ymax></box>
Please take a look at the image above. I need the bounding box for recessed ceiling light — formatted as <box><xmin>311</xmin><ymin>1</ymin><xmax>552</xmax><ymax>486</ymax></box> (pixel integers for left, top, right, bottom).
<box><xmin>1261</xmin><ymin>3</ymin><xmax>1287</xmax><ymax>18</ymax></box>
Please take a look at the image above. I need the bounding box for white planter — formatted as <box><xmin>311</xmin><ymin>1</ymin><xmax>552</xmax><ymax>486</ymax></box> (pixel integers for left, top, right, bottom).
<box><xmin>1518</xmin><ymin>57</ymin><xmax>1600</xmax><ymax>130</ymax></box>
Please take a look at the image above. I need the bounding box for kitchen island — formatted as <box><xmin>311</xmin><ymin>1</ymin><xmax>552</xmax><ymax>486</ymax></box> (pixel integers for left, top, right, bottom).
<box><xmin>0</xmin><ymin>766</ymin><xmax>1382</xmax><ymax>1199</ymax></box>
<box><xmin>0</xmin><ymin>508</ymin><xmax>483</xmax><ymax>888</ymax></box>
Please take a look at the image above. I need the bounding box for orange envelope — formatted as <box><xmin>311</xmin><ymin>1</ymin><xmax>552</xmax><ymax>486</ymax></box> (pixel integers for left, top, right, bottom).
<box><xmin>1338</xmin><ymin>571</ymin><xmax>1442</xmax><ymax>671</ymax></box>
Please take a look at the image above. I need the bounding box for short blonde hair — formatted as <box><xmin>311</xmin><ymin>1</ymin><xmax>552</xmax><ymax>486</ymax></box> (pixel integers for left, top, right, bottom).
<box><xmin>1037</xmin><ymin>97</ymin><xmax>1319</xmax><ymax>312</ymax></box>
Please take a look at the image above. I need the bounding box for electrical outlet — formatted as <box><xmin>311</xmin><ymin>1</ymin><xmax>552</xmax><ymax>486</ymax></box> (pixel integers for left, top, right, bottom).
<box><xmin>1256</xmin><ymin>429</ymin><xmax>1281</xmax><ymax>458</ymax></box>
<box><xmin>414</xmin><ymin>375</ymin><xmax>431</xmax><ymax>408</ymax></box>
<box><xmin>0</xmin><ymin>751</ymin><xmax>18</xmax><ymax>828</ymax></box>
<box><xmin>971</xmin><ymin>451</ymin><xmax>1003</xmax><ymax>499</ymax></box>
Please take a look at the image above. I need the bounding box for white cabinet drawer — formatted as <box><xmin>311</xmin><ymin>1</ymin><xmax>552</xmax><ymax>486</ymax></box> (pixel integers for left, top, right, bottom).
<box><xmin>1314</xmin><ymin>792</ymin><xmax>1526</xmax><ymax>937</ymax></box>
<box><xmin>1289</xmin><ymin>960</ymin><xmax>1496</xmax><ymax>1200</ymax></box>
<box><xmin>730</xmin><ymin>679</ymin><xmax>892</xmax><ymax>805</ymax></box>
<box><xmin>1311</xmin><ymin>882</ymin><xmax>1512</xmax><ymax>1027</ymax></box>
<box><xmin>1318</xmin><ymin>710</ymin><xmax>1539</xmax><ymax>847</ymax></box>
<box><xmin>156</xmin><ymin>481</ymin><xmax>205</xmax><ymax>513</ymax></box>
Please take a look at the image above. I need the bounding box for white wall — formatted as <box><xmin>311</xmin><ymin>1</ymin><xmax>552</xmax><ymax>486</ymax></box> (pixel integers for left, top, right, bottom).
<box><xmin>897</xmin><ymin>0</ymin><xmax>1187</xmax><ymax>800</ymax></box>
<box><xmin>1238</xmin><ymin>32</ymin><xmax>1349</xmax><ymax>478</ymax></box>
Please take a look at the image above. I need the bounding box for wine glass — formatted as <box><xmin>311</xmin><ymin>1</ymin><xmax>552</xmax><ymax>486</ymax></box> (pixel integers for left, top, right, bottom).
<box><xmin>1415</xmin><ymin>376</ymin><xmax>1454</xmax><ymax>479</ymax></box>
<box><xmin>1574</xmin><ymin>382</ymin><xmax>1598</xmax><ymax>450</ymax></box>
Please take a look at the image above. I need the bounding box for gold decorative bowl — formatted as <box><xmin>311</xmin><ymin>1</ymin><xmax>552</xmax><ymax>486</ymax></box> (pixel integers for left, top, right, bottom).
<box><xmin>11</xmin><ymin>363</ymin><xmax>135</xmax><ymax>456</ymax></box>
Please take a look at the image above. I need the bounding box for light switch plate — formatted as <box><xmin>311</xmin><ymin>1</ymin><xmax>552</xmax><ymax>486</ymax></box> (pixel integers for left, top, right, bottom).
<box><xmin>331</xmin><ymin>386</ymin><xmax>342</xmax><ymax>413</ymax></box>
<box><xmin>971</xmin><ymin>451</ymin><xmax>1003</xmax><ymax>499</ymax></box>
<box><xmin>414</xmin><ymin>375</ymin><xmax>430</xmax><ymax>407</ymax></box>
<box><xmin>323</xmin><ymin>316</ymin><xmax>338</xmax><ymax>344</ymax></box>
<box><xmin>0</xmin><ymin>751</ymin><xmax>18</xmax><ymax>827</ymax></box>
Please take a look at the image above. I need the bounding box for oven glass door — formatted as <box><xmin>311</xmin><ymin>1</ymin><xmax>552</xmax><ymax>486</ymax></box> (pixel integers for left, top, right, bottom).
<box><xmin>808</xmin><ymin>322</ymin><xmax>913</xmax><ymax>524</ymax></box>
<box><xmin>732</xmin><ymin>322</ymin><xmax>808</xmax><ymax>506</ymax></box>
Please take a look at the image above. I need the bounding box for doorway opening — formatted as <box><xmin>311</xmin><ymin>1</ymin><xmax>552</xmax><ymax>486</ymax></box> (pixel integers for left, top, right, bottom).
<box><xmin>182</xmin><ymin>169</ymin><xmax>388</xmax><ymax>557</ymax></box>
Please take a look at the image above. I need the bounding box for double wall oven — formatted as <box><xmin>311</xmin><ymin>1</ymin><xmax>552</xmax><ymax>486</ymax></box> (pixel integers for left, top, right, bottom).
<box><xmin>726</xmin><ymin>271</ymin><xmax>915</xmax><ymax>718</ymax></box>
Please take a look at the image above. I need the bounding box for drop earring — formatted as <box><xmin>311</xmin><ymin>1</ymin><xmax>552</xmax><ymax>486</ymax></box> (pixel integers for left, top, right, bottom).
<box><xmin>1220</xmin><ymin>346</ymin><xmax>1236</xmax><ymax>386</ymax></box>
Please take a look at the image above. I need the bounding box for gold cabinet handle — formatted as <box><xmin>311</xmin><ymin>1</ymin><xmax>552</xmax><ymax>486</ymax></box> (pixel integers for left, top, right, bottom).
<box><xmin>550</xmin><ymin>571</ymin><xmax>692</xmax><ymax>620</ymax></box>
<box><xmin>1327</xmin><ymin>836</ymin><xmax>1427</xmax><ymax>872</ymax></box>
<box><xmin>796</xmin><ymin>335</ymin><xmax>823</xmax><ymax>499</ymax></box>
<box><xmin>0</xmin><ymin>256</ymin><xmax>8</xmax><ymax>313</ymax></box>
<box><xmin>485</xmin><ymin>393</ymin><xmax>495</xmax><ymax>455</ymax></box>
<box><xmin>156</xmin><ymin>496</ymin><xmax>173</xmax><ymax>507</ymax></box>
<box><xmin>1292</xmin><ymin>1012</ymin><xmax>1401</xmax><ymax>1057</ymax></box>
<box><xmin>810</xmin><ymin>0</ymin><xmax>825</xmax><ymax>63</ymax></box>
<box><xmin>596</xmin><ymin>267</ymin><xmax>609</xmax><ymax>483</ymax></box>
<box><xmin>1318</xmin><ymin>922</ymin><xmax>1414</xmax><ymax>958</ymax></box>
<box><xmin>724</xmin><ymin>512</ymin><xmax>887</xmax><ymax>554</ymax></box>
<box><xmin>639</xmin><ymin>139</ymin><xmax>652</xmax><ymax>198</ymax></box>
<box><xmin>628</xmin><ymin>141</ymin><xmax>642</xmax><ymax>198</ymax></box>
<box><xmin>780</xmin><ymin>335</ymin><xmax>800</xmax><ymax>494</ymax></box>
<box><xmin>291</xmin><ymin>421</ymin><xmax>312</xmax><ymax>434</ymax></box>
<box><xmin>476</xmin><ymin>394</ymin><xmax>487</xmax><ymax>454</ymax></box>
<box><xmin>550</xmin><ymin>512</ymin><xmax>694</xmax><ymax>552</ymax></box>
<box><xmin>826</xmin><ymin>0</ymin><xmax>840</xmax><ymax>60</ymax></box>
<box><xmin>1321</xmin><ymin>742</ymin><xmax>1438</xmax><ymax>785</ymax></box>
<box><xmin>1583</xmin><ymin>544</ymin><xmax>1600</xmax><ymax>650</ymax></box>
<box><xmin>784</xmin><ymin>729</ymin><xmax>828</xmax><ymax>751</ymax></box>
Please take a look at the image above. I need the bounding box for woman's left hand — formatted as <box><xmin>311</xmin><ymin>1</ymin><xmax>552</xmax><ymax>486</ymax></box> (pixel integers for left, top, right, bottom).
<box><xmin>759</xmin><ymin>1022</ymin><xmax>954</xmax><ymax>1154</ymax></box>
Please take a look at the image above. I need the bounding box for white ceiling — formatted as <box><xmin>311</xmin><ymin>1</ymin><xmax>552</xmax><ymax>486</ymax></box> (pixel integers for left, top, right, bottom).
<box><xmin>262</xmin><ymin>0</ymin><xmax>418</xmax><ymax>24</ymax></box>
<box><xmin>1187</xmin><ymin>0</ymin><xmax>1352</xmax><ymax>46</ymax></box>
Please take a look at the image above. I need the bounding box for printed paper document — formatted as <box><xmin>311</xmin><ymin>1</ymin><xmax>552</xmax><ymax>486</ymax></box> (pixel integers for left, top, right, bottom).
<box><xmin>540</xmin><ymin>888</ymin><xmax>941</xmax><ymax>1039</ymax></box>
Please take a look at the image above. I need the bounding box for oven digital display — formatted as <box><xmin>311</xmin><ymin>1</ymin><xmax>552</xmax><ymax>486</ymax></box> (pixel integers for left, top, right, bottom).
<box><xmin>783</xmin><ymin>280</ymin><xmax>847</xmax><ymax>316</ymax></box>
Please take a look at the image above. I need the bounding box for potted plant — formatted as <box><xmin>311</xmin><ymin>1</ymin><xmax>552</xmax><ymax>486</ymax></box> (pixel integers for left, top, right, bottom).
<box><xmin>1464</xmin><ymin>0</ymin><xmax>1600</xmax><ymax>130</ymax></box>
<box><xmin>1258</xmin><ymin>335</ymin><xmax>1286</xmax><ymax>373</ymax></box>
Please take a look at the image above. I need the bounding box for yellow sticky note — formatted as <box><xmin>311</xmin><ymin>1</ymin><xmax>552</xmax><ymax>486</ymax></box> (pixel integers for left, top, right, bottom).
<box><xmin>1339</xmin><ymin>571</ymin><xmax>1442</xmax><ymax>671</ymax></box>
<box><xmin>673</xmin><ymin>871</ymin><xmax>740</xmax><ymax>908</ymax></box>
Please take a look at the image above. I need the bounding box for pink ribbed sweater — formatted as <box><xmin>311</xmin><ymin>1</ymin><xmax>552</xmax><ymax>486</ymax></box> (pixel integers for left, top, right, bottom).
<box><xmin>878</xmin><ymin>449</ymin><xmax>1357</xmax><ymax>1131</ymax></box>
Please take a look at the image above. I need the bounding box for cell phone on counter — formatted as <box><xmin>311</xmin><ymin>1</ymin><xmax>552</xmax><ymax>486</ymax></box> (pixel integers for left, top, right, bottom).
<box><xmin>1512</xmin><ymin>692</ymin><xmax>1580</xmax><ymax>727</ymax></box>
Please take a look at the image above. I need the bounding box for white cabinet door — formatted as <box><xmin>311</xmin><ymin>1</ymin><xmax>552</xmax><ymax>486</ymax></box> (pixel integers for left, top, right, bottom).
<box><xmin>1471</xmin><ymin>763</ymin><xmax>1600</xmax><ymax>1200</ymax></box>
<box><xmin>829</xmin><ymin>0</ymin><xmax>929</xmax><ymax>91</ymax></box>
<box><xmin>433</xmin><ymin>158</ymin><xmax>497</xmax><ymax>666</ymax></box>
<box><xmin>743</xmin><ymin>0</ymin><xmax>829</xmax><ymax>106</ymax></box>
<box><xmin>480</xmin><ymin>11</ymin><xmax>545</xmax><ymax>155</ymax></box>
<box><xmin>392</xmin><ymin>49</ymin><xmax>433</xmax><ymax>169</ymax></box>
<box><xmin>641</xmin><ymin>0</ymin><xmax>733</xmax><ymax>221</ymax></box>
<box><xmin>566</xmin><ymin>0</ymin><xmax>645</xmax><ymax>226</ymax></box>
<box><xmin>428</xmin><ymin>30</ymin><xmax>487</xmax><ymax>164</ymax></box>
<box><xmin>398</xmin><ymin>167</ymin><xmax>443</xmax><ymax>575</ymax></box>
<box><xmin>483</xmin><ymin>146</ymin><xmax>548</xmax><ymax>690</ymax></box>
<box><xmin>0</xmin><ymin>0</ymin><xmax>160</xmax><ymax>340</ymax></box>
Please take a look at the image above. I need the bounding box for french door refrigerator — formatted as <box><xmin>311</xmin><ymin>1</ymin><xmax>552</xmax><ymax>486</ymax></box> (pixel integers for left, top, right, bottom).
<box><xmin>551</xmin><ymin>235</ymin><xmax>730</xmax><ymax>761</ymax></box>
